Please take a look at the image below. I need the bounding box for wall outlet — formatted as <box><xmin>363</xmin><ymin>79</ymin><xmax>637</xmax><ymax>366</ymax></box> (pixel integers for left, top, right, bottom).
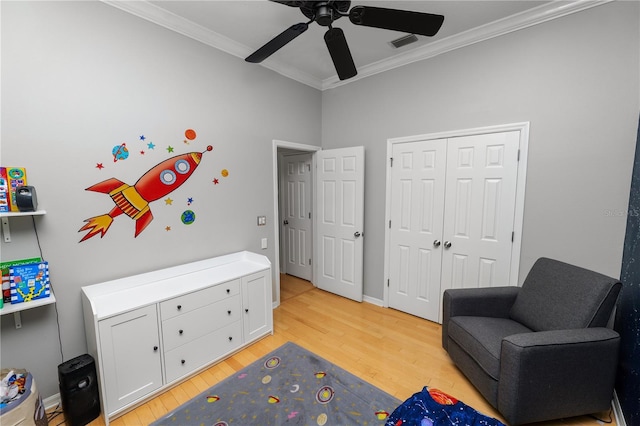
<box><xmin>261</xmin><ymin>238</ymin><xmax>268</xmax><ymax>249</ymax></box>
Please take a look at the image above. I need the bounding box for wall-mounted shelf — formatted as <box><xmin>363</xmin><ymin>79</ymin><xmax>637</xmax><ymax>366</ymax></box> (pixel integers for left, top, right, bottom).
<box><xmin>1</xmin><ymin>292</ymin><xmax>56</xmax><ymax>329</ymax></box>
<box><xmin>1</xmin><ymin>293</ymin><xmax>56</xmax><ymax>316</ymax></box>
<box><xmin>0</xmin><ymin>210</ymin><xmax>46</xmax><ymax>242</ymax></box>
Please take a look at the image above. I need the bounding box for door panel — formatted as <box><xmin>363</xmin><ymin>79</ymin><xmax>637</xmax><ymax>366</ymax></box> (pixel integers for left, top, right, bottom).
<box><xmin>316</xmin><ymin>147</ymin><xmax>364</xmax><ymax>302</ymax></box>
<box><xmin>388</xmin><ymin>139</ymin><xmax>446</xmax><ymax>321</ymax></box>
<box><xmin>283</xmin><ymin>154</ymin><xmax>312</xmax><ymax>280</ymax></box>
<box><xmin>441</xmin><ymin>131</ymin><xmax>520</xmax><ymax>292</ymax></box>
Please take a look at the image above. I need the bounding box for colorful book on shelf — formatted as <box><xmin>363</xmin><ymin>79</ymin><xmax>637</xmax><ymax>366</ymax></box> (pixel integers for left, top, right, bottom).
<box><xmin>9</xmin><ymin>261</ymin><xmax>50</xmax><ymax>304</ymax></box>
<box><xmin>1</xmin><ymin>257</ymin><xmax>42</xmax><ymax>304</ymax></box>
<box><xmin>0</xmin><ymin>167</ymin><xmax>9</xmax><ymax>212</ymax></box>
<box><xmin>0</xmin><ymin>167</ymin><xmax>28</xmax><ymax>212</ymax></box>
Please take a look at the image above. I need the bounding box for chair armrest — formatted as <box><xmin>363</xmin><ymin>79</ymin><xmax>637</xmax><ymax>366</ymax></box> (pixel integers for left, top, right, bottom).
<box><xmin>498</xmin><ymin>328</ymin><xmax>620</xmax><ymax>425</ymax></box>
<box><xmin>442</xmin><ymin>286</ymin><xmax>520</xmax><ymax>350</ymax></box>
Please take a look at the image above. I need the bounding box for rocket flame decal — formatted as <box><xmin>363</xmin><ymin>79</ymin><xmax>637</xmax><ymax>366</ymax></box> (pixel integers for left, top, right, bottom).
<box><xmin>79</xmin><ymin>146</ymin><xmax>212</xmax><ymax>242</ymax></box>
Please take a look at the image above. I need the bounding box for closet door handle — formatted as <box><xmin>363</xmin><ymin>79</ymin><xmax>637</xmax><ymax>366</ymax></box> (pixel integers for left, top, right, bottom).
<box><xmin>433</xmin><ymin>240</ymin><xmax>441</xmax><ymax>247</ymax></box>
<box><xmin>444</xmin><ymin>241</ymin><xmax>452</xmax><ymax>249</ymax></box>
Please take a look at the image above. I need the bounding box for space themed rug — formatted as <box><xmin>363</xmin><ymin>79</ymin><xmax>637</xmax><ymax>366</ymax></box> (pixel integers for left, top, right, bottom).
<box><xmin>151</xmin><ymin>342</ymin><xmax>401</xmax><ymax>425</ymax></box>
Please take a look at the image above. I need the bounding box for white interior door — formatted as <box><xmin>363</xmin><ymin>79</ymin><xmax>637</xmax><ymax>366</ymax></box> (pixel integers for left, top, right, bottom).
<box><xmin>441</xmin><ymin>131</ymin><xmax>520</xmax><ymax>292</ymax></box>
<box><xmin>388</xmin><ymin>139</ymin><xmax>447</xmax><ymax>320</ymax></box>
<box><xmin>282</xmin><ymin>153</ymin><xmax>312</xmax><ymax>281</ymax></box>
<box><xmin>315</xmin><ymin>146</ymin><xmax>364</xmax><ymax>302</ymax></box>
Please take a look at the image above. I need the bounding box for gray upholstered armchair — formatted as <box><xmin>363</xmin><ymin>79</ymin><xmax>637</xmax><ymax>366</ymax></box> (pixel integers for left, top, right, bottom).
<box><xmin>442</xmin><ymin>257</ymin><xmax>621</xmax><ymax>425</ymax></box>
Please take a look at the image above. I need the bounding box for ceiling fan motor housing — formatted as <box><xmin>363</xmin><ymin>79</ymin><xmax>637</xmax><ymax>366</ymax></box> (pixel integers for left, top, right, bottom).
<box><xmin>301</xmin><ymin>1</ymin><xmax>351</xmax><ymax>26</ymax></box>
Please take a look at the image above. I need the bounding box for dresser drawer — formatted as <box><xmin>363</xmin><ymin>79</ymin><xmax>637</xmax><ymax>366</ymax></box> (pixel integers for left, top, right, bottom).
<box><xmin>161</xmin><ymin>295</ymin><xmax>241</xmax><ymax>351</ymax></box>
<box><xmin>164</xmin><ymin>321</ymin><xmax>243</xmax><ymax>383</ymax></box>
<box><xmin>160</xmin><ymin>279</ymin><xmax>240</xmax><ymax>320</ymax></box>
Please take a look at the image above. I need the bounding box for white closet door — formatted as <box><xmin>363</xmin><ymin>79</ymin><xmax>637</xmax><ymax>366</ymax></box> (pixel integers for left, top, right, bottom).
<box><xmin>441</xmin><ymin>131</ymin><xmax>520</xmax><ymax>293</ymax></box>
<box><xmin>388</xmin><ymin>139</ymin><xmax>447</xmax><ymax>321</ymax></box>
<box><xmin>387</xmin><ymin>130</ymin><xmax>521</xmax><ymax>323</ymax></box>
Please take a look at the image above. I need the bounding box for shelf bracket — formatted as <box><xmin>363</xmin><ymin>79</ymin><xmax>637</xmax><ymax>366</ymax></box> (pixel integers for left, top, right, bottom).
<box><xmin>1</xmin><ymin>217</ymin><xmax>11</xmax><ymax>242</ymax></box>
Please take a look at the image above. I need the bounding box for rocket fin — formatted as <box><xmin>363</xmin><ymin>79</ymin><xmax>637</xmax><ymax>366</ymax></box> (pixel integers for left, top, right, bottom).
<box><xmin>86</xmin><ymin>178</ymin><xmax>129</xmax><ymax>194</ymax></box>
<box><xmin>134</xmin><ymin>210</ymin><xmax>154</xmax><ymax>237</ymax></box>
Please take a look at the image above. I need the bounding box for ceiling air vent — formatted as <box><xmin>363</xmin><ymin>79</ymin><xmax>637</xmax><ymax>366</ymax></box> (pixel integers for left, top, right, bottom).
<box><xmin>389</xmin><ymin>34</ymin><xmax>419</xmax><ymax>49</ymax></box>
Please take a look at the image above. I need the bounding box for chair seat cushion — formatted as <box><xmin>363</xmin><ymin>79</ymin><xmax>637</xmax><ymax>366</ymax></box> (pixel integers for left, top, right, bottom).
<box><xmin>448</xmin><ymin>316</ymin><xmax>532</xmax><ymax>379</ymax></box>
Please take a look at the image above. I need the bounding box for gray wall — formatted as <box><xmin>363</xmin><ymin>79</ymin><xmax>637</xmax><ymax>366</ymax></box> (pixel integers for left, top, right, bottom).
<box><xmin>1</xmin><ymin>1</ymin><xmax>321</xmax><ymax>398</ymax></box>
<box><xmin>321</xmin><ymin>1</ymin><xmax>640</xmax><ymax>299</ymax></box>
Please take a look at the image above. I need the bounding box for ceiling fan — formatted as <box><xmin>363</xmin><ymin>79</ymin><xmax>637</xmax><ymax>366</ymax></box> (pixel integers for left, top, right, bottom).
<box><xmin>245</xmin><ymin>1</ymin><xmax>445</xmax><ymax>81</ymax></box>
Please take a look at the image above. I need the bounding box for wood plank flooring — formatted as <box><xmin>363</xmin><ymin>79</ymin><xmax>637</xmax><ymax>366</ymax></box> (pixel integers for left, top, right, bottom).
<box><xmin>47</xmin><ymin>274</ymin><xmax>615</xmax><ymax>425</ymax></box>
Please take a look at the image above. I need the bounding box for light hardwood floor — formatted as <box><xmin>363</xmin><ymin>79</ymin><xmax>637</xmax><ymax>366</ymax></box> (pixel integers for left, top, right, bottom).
<box><xmin>47</xmin><ymin>274</ymin><xmax>614</xmax><ymax>425</ymax></box>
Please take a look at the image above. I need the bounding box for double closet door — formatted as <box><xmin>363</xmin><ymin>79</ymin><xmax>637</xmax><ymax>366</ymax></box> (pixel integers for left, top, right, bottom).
<box><xmin>388</xmin><ymin>131</ymin><xmax>521</xmax><ymax>323</ymax></box>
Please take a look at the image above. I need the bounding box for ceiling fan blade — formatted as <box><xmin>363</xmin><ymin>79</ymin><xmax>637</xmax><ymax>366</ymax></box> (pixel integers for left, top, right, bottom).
<box><xmin>268</xmin><ymin>0</ymin><xmax>304</xmax><ymax>7</ymax></box>
<box><xmin>349</xmin><ymin>6</ymin><xmax>444</xmax><ymax>37</ymax></box>
<box><xmin>245</xmin><ymin>22</ymin><xmax>308</xmax><ymax>63</ymax></box>
<box><xmin>324</xmin><ymin>27</ymin><xmax>357</xmax><ymax>81</ymax></box>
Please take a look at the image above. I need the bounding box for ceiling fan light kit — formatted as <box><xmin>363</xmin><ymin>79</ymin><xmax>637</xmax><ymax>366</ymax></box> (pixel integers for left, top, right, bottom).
<box><xmin>245</xmin><ymin>1</ymin><xmax>444</xmax><ymax>81</ymax></box>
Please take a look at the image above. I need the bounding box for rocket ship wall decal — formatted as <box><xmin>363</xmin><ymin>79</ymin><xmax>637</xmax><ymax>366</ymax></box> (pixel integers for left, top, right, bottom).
<box><xmin>79</xmin><ymin>146</ymin><xmax>213</xmax><ymax>242</ymax></box>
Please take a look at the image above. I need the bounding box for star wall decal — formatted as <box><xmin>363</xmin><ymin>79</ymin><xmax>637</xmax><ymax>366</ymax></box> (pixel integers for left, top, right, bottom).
<box><xmin>96</xmin><ymin>163</ymin><xmax>104</xmax><ymax>170</ymax></box>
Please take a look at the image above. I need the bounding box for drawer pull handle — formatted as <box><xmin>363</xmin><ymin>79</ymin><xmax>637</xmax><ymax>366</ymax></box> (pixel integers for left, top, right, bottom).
<box><xmin>226</xmin><ymin>289</ymin><xmax>230</xmax><ymax>294</ymax></box>
<box><xmin>153</xmin><ymin>346</ymin><xmax>158</xmax><ymax>351</ymax></box>
<box><xmin>179</xmin><ymin>329</ymin><xmax>184</xmax><ymax>335</ymax></box>
<box><xmin>227</xmin><ymin>310</ymin><xmax>231</xmax><ymax>315</ymax></box>
<box><xmin>181</xmin><ymin>359</ymin><xmax>186</xmax><ymax>365</ymax></box>
<box><xmin>177</xmin><ymin>305</ymin><xmax>182</xmax><ymax>311</ymax></box>
<box><xmin>245</xmin><ymin>309</ymin><xmax>249</xmax><ymax>313</ymax></box>
<box><xmin>228</xmin><ymin>336</ymin><xmax>233</xmax><ymax>341</ymax></box>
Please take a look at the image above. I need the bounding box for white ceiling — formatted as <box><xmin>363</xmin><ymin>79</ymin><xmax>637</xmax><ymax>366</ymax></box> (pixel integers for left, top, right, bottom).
<box><xmin>105</xmin><ymin>0</ymin><xmax>610</xmax><ymax>90</ymax></box>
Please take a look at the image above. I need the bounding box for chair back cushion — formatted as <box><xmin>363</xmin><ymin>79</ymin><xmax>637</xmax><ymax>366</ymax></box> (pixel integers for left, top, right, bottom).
<box><xmin>509</xmin><ymin>258</ymin><xmax>621</xmax><ymax>331</ymax></box>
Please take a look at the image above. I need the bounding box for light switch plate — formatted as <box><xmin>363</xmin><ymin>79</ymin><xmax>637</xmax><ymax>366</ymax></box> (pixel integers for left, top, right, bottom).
<box><xmin>261</xmin><ymin>238</ymin><xmax>268</xmax><ymax>249</ymax></box>
<box><xmin>257</xmin><ymin>216</ymin><xmax>266</xmax><ymax>226</ymax></box>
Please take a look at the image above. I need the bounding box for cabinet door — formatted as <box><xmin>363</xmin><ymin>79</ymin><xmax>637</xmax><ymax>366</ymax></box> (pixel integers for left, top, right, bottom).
<box><xmin>98</xmin><ymin>305</ymin><xmax>162</xmax><ymax>415</ymax></box>
<box><xmin>241</xmin><ymin>271</ymin><xmax>273</xmax><ymax>342</ymax></box>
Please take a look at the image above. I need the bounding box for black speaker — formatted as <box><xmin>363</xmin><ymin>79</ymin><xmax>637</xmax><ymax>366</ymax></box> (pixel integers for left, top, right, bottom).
<box><xmin>58</xmin><ymin>354</ymin><xmax>101</xmax><ymax>426</ymax></box>
<box><xmin>15</xmin><ymin>185</ymin><xmax>37</xmax><ymax>212</ymax></box>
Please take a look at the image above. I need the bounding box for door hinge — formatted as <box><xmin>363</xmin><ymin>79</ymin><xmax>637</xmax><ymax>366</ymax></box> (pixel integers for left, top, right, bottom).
<box><xmin>512</xmin><ymin>231</ymin><xmax>515</xmax><ymax>242</ymax></box>
<box><xmin>387</xmin><ymin>279</ymin><xmax>390</xmax><ymax>287</ymax></box>
<box><xmin>309</xmin><ymin>258</ymin><xmax>312</xmax><ymax>265</ymax></box>
<box><xmin>307</xmin><ymin>163</ymin><xmax>311</xmax><ymax>172</ymax></box>
<box><xmin>390</xmin><ymin>157</ymin><xmax>393</xmax><ymax>167</ymax></box>
<box><xmin>389</xmin><ymin>220</ymin><xmax>391</xmax><ymax>228</ymax></box>
<box><xmin>517</xmin><ymin>149</ymin><xmax>520</xmax><ymax>161</ymax></box>
<box><xmin>309</xmin><ymin>212</ymin><xmax>311</xmax><ymax>219</ymax></box>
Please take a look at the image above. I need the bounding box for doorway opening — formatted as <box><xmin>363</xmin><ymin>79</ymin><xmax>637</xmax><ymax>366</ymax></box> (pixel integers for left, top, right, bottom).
<box><xmin>272</xmin><ymin>140</ymin><xmax>320</xmax><ymax>306</ymax></box>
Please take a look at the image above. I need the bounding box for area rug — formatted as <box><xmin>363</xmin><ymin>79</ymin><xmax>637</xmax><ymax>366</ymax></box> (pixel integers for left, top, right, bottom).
<box><xmin>151</xmin><ymin>342</ymin><xmax>401</xmax><ymax>425</ymax></box>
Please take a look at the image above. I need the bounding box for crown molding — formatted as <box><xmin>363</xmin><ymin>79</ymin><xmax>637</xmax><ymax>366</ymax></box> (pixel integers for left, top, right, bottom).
<box><xmin>103</xmin><ymin>0</ymin><xmax>613</xmax><ymax>92</ymax></box>
<box><xmin>321</xmin><ymin>0</ymin><xmax>614</xmax><ymax>90</ymax></box>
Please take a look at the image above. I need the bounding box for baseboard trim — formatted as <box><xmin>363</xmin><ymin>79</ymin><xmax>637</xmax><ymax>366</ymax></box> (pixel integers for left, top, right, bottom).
<box><xmin>363</xmin><ymin>295</ymin><xmax>384</xmax><ymax>307</ymax></box>
<box><xmin>612</xmin><ymin>390</ymin><xmax>627</xmax><ymax>426</ymax></box>
<box><xmin>43</xmin><ymin>392</ymin><xmax>61</xmax><ymax>411</ymax></box>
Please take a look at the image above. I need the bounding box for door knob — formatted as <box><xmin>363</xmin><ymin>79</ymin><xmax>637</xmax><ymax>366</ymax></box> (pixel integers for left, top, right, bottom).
<box><xmin>444</xmin><ymin>241</ymin><xmax>452</xmax><ymax>249</ymax></box>
<box><xmin>433</xmin><ymin>240</ymin><xmax>441</xmax><ymax>248</ymax></box>
<box><xmin>354</xmin><ymin>232</ymin><xmax>361</xmax><ymax>238</ymax></box>
<box><xmin>283</xmin><ymin>220</ymin><xmax>289</xmax><ymax>225</ymax></box>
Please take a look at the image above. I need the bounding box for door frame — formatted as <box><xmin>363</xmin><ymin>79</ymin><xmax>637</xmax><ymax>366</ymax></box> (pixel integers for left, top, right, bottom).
<box><xmin>382</xmin><ymin>122</ymin><xmax>530</xmax><ymax>309</ymax></box>
<box><xmin>272</xmin><ymin>140</ymin><xmax>321</xmax><ymax>307</ymax></box>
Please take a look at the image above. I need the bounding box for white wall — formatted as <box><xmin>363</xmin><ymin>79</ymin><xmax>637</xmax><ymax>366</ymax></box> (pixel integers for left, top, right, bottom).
<box><xmin>321</xmin><ymin>1</ymin><xmax>640</xmax><ymax>299</ymax></box>
<box><xmin>0</xmin><ymin>1</ymin><xmax>321</xmax><ymax>398</ymax></box>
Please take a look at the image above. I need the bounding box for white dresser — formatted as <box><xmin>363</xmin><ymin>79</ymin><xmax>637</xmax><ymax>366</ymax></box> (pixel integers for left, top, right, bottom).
<box><xmin>81</xmin><ymin>251</ymin><xmax>273</xmax><ymax>424</ymax></box>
